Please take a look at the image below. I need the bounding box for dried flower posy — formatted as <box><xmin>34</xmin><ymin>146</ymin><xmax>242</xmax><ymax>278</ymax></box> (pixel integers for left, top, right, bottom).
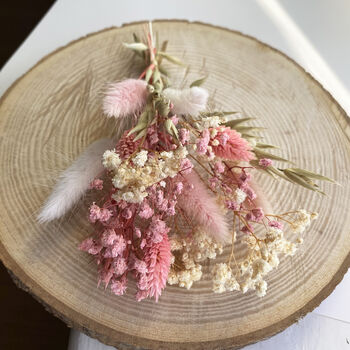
<box><xmin>39</xmin><ymin>23</ymin><xmax>335</xmax><ymax>301</ymax></box>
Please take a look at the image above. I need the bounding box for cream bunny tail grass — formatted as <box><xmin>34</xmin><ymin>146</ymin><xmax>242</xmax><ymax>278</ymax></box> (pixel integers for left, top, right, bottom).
<box><xmin>37</xmin><ymin>138</ymin><xmax>115</xmax><ymax>223</ymax></box>
<box><xmin>163</xmin><ymin>87</ymin><xmax>209</xmax><ymax>115</ymax></box>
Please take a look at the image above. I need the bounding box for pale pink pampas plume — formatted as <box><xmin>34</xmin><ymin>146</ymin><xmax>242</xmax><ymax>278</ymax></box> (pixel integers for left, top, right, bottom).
<box><xmin>103</xmin><ymin>79</ymin><xmax>148</xmax><ymax>118</ymax></box>
<box><xmin>37</xmin><ymin>138</ymin><xmax>115</xmax><ymax>223</ymax></box>
<box><xmin>178</xmin><ymin>171</ymin><xmax>230</xmax><ymax>243</ymax></box>
<box><xmin>163</xmin><ymin>87</ymin><xmax>208</xmax><ymax>115</ymax></box>
<box><xmin>137</xmin><ymin>234</ymin><xmax>171</xmax><ymax>302</ymax></box>
<box><xmin>212</xmin><ymin>127</ymin><xmax>254</xmax><ymax>162</ymax></box>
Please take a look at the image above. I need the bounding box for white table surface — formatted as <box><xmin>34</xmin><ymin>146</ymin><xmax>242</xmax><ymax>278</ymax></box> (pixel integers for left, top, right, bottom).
<box><xmin>1</xmin><ymin>1</ymin><xmax>350</xmax><ymax>349</ymax></box>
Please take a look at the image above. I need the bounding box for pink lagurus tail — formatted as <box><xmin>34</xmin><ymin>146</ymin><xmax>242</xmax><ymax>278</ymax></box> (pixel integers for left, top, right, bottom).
<box><xmin>103</xmin><ymin>79</ymin><xmax>148</xmax><ymax>118</ymax></box>
<box><xmin>178</xmin><ymin>171</ymin><xmax>230</xmax><ymax>243</ymax></box>
<box><xmin>211</xmin><ymin>127</ymin><xmax>254</xmax><ymax>162</ymax></box>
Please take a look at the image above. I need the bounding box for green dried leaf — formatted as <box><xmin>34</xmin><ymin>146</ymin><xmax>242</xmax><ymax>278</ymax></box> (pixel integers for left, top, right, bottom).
<box><xmin>202</xmin><ymin>111</ymin><xmax>239</xmax><ymax>117</ymax></box>
<box><xmin>123</xmin><ymin>42</ymin><xmax>148</xmax><ymax>51</ymax></box>
<box><xmin>268</xmin><ymin>166</ymin><xmax>293</xmax><ymax>182</ymax></box>
<box><xmin>145</xmin><ymin>67</ymin><xmax>153</xmax><ymax>83</ymax></box>
<box><xmin>127</xmin><ymin>122</ymin><xmax>146</xmax><ymax>137</ymax></box>
<box><xmin>224</xmin><ymin>117</ymin><xmax>255</xmax><ymax>128</ymax></box>
<box><xmin>234</xmin><ymin>126</ymin><xmax>266</xmax><ymax>133</ymax></box>
<box><xmin>161</xmin><ymin>40</ymin><xmax>168</xmax><ymax>52</ymax></box>
<box><xmin>171</xmin><ymin>121</ymin><xmax>179</xmax><ymax>140</ymax></box>
<box><xmin>133</xmin><ymin>128</ymin><xmax>147</xmax><ymax>141</ymax></box>
<box><xmin>287</xmin><ymin>168</ymin><xmax>336</xmax><ymax>183</ymax></box>
<box><xmin>283</xmin><ymin>169</ymin><xmax>324</xmax><ymax>194</ymax></box>
<box><xmin>190</xmin><ymin>76</ymin><xmax>208</xmax><ymax>88</ymax></box>
<box><xmin>158</xmin><ymin>65</ymin><xmax>168</xmax><ymax>77</ymax></box>
<box><xmin>255</xmin><ymin>142</ymin><xmax>279</xmax><ymax>149</ymax></box>
<box><xmin>158</xmin><ymin>51</ymin><xmax>185</xmax><ymax>66</ymax></box>
<box><xmin>253</xmin><ymin>148</ymin><xmax>291</xmax><ymax>163</ymax></box>
<box><xmin>164</xmin><ymin>119</ymin><xmax>174</xmax><ymax>135</ymax></box>
<box><xmin>153</xmin><ymin>69</ymin><xmax>161</xmax><ymax>83</ymax></box>
<box><xmin>242</xmin><ymin>134</ymin><xmax>262</xmax><ymax>140</ymax></box>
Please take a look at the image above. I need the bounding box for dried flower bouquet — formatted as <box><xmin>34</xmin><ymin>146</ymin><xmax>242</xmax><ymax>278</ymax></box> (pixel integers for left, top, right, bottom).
<box><xmin>38</xmin><ymin>23</ymin><xmax>334</xmax><ymax>302</ymax></box>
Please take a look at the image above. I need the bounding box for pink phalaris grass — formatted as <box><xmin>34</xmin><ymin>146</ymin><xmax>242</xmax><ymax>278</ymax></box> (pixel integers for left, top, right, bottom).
<box><xmin>103</xmin><ymin>79</ymin><xmax>148</xmax><ymax>118</ymax></box>
<box><xmin>178</xmin><ymin>171</ymin><xmax>230</xmax><ymax>243</ymax></box>
<box><xmin>136</xmin><ymin>233</ymin><xmax>171</xmax><ymax>302</ymax></box>
<box><xmin>211</xmin><ymin>127</ymin><xmax>254</xmax><ymax>162</ymax></box>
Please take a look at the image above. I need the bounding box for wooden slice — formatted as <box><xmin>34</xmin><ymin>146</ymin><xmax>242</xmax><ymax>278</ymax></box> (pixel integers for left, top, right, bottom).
<box><xmin>0</xmin><ymin>21</ymin><xmax>350</xmax><ymax>350</ymax></box>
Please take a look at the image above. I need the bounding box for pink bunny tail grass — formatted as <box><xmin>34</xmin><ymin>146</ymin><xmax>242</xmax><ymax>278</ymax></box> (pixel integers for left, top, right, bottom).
<box><xmin>103</xmin><ymin>79</ymin><xmax>148</xmax><ymax>118</ymax></box>
<box><xmin>137</xmin><ymin>234</ymin><xmax>171</xmax><ymax>302</ymax></box>
<box><xmin>212</xmin><ymin>127</ymin><xmax>254</xmax><ymax>162</ymax></box>
<box><xmin>163</xmin><ymin>87</ymin><xmax>208</xmax><ymax>115</ymax></box>
<box><xmin>178</xmin><ymin>171</ymin><xmax>230</xmax><ymax>243</ymax></box>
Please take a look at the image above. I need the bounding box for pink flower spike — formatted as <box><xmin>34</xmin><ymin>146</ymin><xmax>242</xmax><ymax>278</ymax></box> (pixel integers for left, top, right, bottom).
<box><xmin>211</xmin><ymin>127</ymin><xmax>254</xmax><ymax>162</ymax></box>
<box><xmin>140</xmin><ymin>234</ymin><xmax>171</xmax><ymax>302</ymax></box>
<box><xmin>259</xmin><ymin>158</ymin><xmax>273</xmax><ymax>168</ymax></box>
<box><xmin>103</xmin><ymin>79</ymin><xmax>148</xmax><ymax>118</ymax></box>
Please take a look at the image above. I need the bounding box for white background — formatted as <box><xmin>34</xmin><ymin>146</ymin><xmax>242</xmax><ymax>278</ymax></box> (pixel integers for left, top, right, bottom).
<box><xmin>1</xmin><ymin>1</ymin><xmax>349</xmax><ymax>349</ymax></box>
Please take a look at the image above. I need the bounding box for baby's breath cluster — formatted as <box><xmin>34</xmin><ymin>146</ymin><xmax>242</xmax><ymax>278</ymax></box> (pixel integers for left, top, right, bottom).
<box><xmin>167</xmin><ymin>229</ymin><xmax>224</xmax><ymax>289</ymax></box>
<box><xmin>102</xmin><ymin>147</ymin><xmax>189</xmax><ymax>203</ymax></box>
<box><xmin>210</xmin><ymin>209</ymin><xmax>318</xmax><ymax>297</ymax></box>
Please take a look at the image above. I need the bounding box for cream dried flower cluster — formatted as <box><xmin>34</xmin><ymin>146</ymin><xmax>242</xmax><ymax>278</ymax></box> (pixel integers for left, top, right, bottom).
<box><xmin>212</xmin><ymin>209</ymin><xmax>318</xmax><ymax>297</ymax></box>
<box><xmin>168</xmin><ymin>229</ymin><xmax>224</xmax><ymax>289</ymax></box>
<box><xmin>103</xmin><ymin>147</ymin><xmax>188</xmax><ymax>203</ymax></box>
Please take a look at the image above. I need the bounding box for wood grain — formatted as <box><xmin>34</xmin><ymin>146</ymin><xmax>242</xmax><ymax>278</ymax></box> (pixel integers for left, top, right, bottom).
<box><xmin>0</xmin><ymin>21</ymin><xmax>350</xmax><ymax>350</ymax></box>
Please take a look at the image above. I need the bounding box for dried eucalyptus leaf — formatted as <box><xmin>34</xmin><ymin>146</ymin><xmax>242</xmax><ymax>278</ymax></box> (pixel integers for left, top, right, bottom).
<box><xmin>190</xmin><ymin>76</ymin><xmax>208</xmax><ymax>88</ymax></box>
<box><xmin>123</xmin><ymin>42</ymin><xmax>148</xmax><ymax>51</ymax></box>
<box><xmin>287</xmin><ymin>168</ymin><xmax>336</xmax><ymax>183</ymax></box>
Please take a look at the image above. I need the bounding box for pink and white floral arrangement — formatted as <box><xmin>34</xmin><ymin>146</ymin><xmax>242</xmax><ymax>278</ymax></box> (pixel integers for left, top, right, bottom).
<box><xmin>38</xmin><ymin>24</ymin><xmax>334</xmax><ymax>302</ymax></box>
